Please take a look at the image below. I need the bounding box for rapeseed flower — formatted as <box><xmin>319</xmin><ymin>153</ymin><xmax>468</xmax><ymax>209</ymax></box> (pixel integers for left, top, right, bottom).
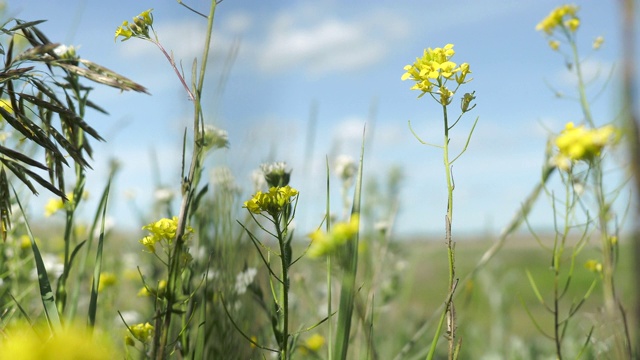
<box><xmin>0</xmin><ymin>322</ymin><xmax>120</xmax><ymax>359</ymax></box>
<box><xmin>308</xmin><ymin>215</ymin><xmax>359</xmax><ymax>258</ymax></box>
<box><xmin>401</xmin><ymin>44</ymin><xmax>472</xmax><ymax>99</ymax></box>
<box><xmin>115</xmin><ymin>9</ymin><xmax>154</xmax><ymax>42</ymax></box>
<box><xmin>554</xmin><ymin>122</ymin><xmax>618</xmax><ymax>167</ymax></box>
<box><xmin>535</xmin><ymin>4</ymin><xmax>579</xmax><ymax>35</ymax></box>
<box><xmin>243</xmin><ymin>185</ymin><xmax>299</xmax><ymax>217</ymax></box>
<box><xmin>139</xmin><ymin>216</ymin><xmax>193</xmax><ymax>252</ymax></box>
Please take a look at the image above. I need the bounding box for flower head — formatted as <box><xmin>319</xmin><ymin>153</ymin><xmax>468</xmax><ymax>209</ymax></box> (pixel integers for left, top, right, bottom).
<box><xmin>97</xmin><ymin>272</ymin><xmax>117</xmax><ymax>293</ymax></box>
<box><xmin>554</xmin><ymin>122</ymin><xmax>618</xmax><ymax>166</ymax></box>
<box><xmin>128</xmin><ymin>322</ymin><xmax>154</xmax><ymax>344</ymax></box>
<box><xmin>115</xmin><ymin>9</ymin><xmax>154</xmax><ymax>42</ymax></box>
<box><xmin>202</xmin><ymin>125</ymin><xmax>229</xmax><ymax>151</ymax></box>
<box><xmin>243</xmin><ymin>186</ymin><xmax>299</xmax><ymax>217</ymax></box>
<box><xmin>535</xmin><ymin>4</ymin><xmax>579</xmax><ymax>35</ymax></box>
<box><xmin>592</xmin><ymin>36</ymin><xmax>604</xmax><ymax>50</ymax></box>
<box><xmin>260</xmin><ymin>162</ymin><xmax>291</xmax><ymax>187</ymax></box>
<box><xmin>402</xmin><ymin>44</ymin><xmax>472</xmax><ymax>100</ymax></box>
<box><xmin>139</xmin><ymin>216</ymin><xmax>193</xmax><ymax>252</ymax></box>
<box><xmin>308</xmin><ymin>214</ymin><xmax>359</xmax><ymax>258</ymax></box>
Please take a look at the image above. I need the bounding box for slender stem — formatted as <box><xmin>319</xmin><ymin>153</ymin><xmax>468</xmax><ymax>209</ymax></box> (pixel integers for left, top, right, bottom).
<box><xmin>276</xmin><ymin>218</ymin><xmax>290</xmax><ymax>360</ymax></box>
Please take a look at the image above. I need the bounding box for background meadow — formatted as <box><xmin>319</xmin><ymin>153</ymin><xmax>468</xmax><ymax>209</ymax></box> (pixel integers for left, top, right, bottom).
<box><xmin>0</xmin><ymin>0</ymin><xmax>638</xmax><ymax>359</ymax></box>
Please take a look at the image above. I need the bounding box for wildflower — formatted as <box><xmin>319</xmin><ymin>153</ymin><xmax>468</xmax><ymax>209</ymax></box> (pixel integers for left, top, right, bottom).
<box><xmin>584</xmin><ymin>259</ymin><xmax>602</xmax><ymax>273</ymax></box>
<box><xmin>555</xmin><ymin>122</ymin><xmax>618</xmax><ymax>163</ymax></box>
<box><xmin>334</xmin><ymin>155</ymin><xmax>357</xmax><ymax>186</ymax></box>
<box><xmin>308</xmin><ymin>214</ymin><xmax>360</xmax><ymax>258</ymax></box>
<box><xmin>261</xmin><ymin>162</ymin><xmax>291</xmax><ymax>187</ymax></box>
<box><xmin>593</xmin><ymin>36</ymin><xmax>604</xmax><ymax>50</ymax></box>
<box><xmin>243</xmin><ymin>185</ymin><xmax>299</xmax><ymax>217</ymax></box>
<box><xmin>0</xmin><ymin>322</ymin><xmax>120</xmax><ymax>359</ymax></box>
<box><xmin>115</xmin><ymin>9</ymin><xmax>154</xmax><ymax>42</ymax></box>
<box><xmin>549</xmin><ymin>40</ymin><xmax>560</xmax><ymax>51</ymax></box>
<box><xmin>535</xmin><ymin>4</ymin><xmax>579</xmax><ymax>35</ymax></box>
<box><xmin>139</xmin><ymin>216</ymin><xmax>194</xmax><ymax>251</ymax></box>
<box><xmin>202</xmin><ymin>125</ymin><xmax>229</xmax><ymax>151</ymax></box>
<box><xmin>54</xmin><ymin>44</ymin><xmax>78</xmax><ymax>60</ymax></box>
<box><xmin>234</xmin><ymin>267</ymin><xmax>257</xmax><ymax>295</ymax></box>
<box><xmin>402</xmin><ymin>44</ymin><xmax>472</xmax><ymax>99</ymax></box>
<box><xmin>128</xmin><ymin>322</ymin><xmax>154</xmax><ymax>344</ymax></box>
<box><xmin>114</xmin><ymin>21</ymin><xmax>133</xmax><ymax>42</ymax></box>
<box><xmin>97</xmin><ymin>272</ymin><xmax>117</xmax><ymax>293</ymax></box>
<box><xmin>303</xmin><ymin>334</ymin><xmax>325</xmax><ymax>352</ymax></box>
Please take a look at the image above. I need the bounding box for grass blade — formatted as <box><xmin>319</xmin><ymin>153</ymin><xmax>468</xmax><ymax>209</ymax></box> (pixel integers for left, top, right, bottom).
<box><xmin>11</xmin><ymin>185</ymin><xmax>62</xmax><ymax>333</ymax></box>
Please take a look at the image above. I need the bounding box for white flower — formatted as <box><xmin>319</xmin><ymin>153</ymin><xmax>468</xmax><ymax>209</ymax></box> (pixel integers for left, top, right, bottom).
<box><xmin>334</xmin><ymin>155</ymin><xmax>356</xmax><ymax>185</ymax></box>
<box><xmin>154</xmin><ymin>187</ymin><xmax>174</xmax><ymax>202</ymax></box>
<box><xmin>202</xmin><ymin>125</ymin><xmax>229</xmax><ymax>150</ymax></box>
<box><xmin>234</xmin><ymin>267</ymin><xmax>257</xmax><ymax>295</ymax></box>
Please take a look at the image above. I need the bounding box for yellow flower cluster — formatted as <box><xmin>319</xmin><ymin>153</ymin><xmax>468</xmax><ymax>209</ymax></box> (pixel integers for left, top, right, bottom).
<box><xmin>535</xmin><ymin>4</ymin><xmax>579</xmax><ymax>35</ymax></box>
<box><xmin>0</xmin><ymin>322</ymin><xmax>120</xmax><ymax>359</ymax></box>
<box><xmin>115</xmin><ymin>9</ymin><xmax>153</xmax><ymax>42</ymax></box>
<box><xmin>553</xmin><ymin>122</ymin><xmax>618</xmax><ymax>170</ymax></box>
<box><xmin>126</xmin><ymin>322</ymin><xmax>154</xmax><ymax>345</ymax></box>
<box><xmin>308</xmin><ymin>215</ymin><xmax>359</xmax><ymax>258</ymax></box>
<box><xmin>401</xmin><ymin>44</ymin><xmax>471</xmax><ymax>102</ymax></box>
<box><xmin>243</xmin><ymin>185</ymin><xmax>299</xmax><ymax>217</ymax></box>
<box><xmin>139</xmin><ymin>216</ymin><xmax>193</xmax><ymax>252</ymax></box>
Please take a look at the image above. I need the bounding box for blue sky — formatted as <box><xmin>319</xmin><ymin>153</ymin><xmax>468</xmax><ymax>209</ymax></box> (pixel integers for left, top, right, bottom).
<box><xmin>12</xmin><ymin>1</ymin><xmax>636</xmax><ymax>237</ymax></box>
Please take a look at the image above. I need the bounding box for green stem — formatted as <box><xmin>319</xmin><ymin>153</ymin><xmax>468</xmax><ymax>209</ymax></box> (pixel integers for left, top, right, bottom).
<box><xmin>276</xmin><ymin>218</ymin><xmax>290</xmax><ymax>360</ymax></box>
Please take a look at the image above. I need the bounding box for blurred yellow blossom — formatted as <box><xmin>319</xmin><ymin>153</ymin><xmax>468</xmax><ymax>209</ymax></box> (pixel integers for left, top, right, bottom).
<box><xmin>97</xmin><ymin>272</ymin><xmax>117</xmax><ymax>293</ymax></box>
<box><xmin>308</xmin><ymin>215</ymin><xmax>359</xmax><ymax>258</ymax></box>
<box><xmin>549</xmin><ymin>40</ymin><xmax>560</xmax><ymax>51</ymax></box>
<box><xmin>593</xmin><ymin>36</ymin><xmax>604</xmax><ymax>50</ymax></box>
<box><xmin>585</xmin><ymin>259</ymin><xmax>603</xmax><ymax>273</ymax></box>
<box><xmin>0</xmin><ymin>322</ymin><xmax>119</xmax><ymax>359</ymax></box>
<box><xmin>303</xmin><ymin>334</ymin><xmax>325</xmax><ymax>353</ymax></box>
<box><xmin>128</xmin><ymin>322</ymin><xmax>154</xmax><ymax>344</ymax></box>
<box><xmin>554</xmin><ymin>122</ymin><xmax>618</xmax><ymax>166</ymax></box>
<box><xmin>535</xmin><ymin>4</ymin><xmax>579</xmax><ymax>35</ymax></box>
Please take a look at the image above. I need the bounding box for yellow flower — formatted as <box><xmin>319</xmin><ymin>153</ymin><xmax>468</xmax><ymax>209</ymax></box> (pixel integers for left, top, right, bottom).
<box><xmin>305</xmin><ymin>334</ymin><xmax>325</xmax><ymax>352</ymax></box>
<box><xmin>139</xmin><ymin>9</ymin><xmax>154</xmax><ymax>26</ymax></box>
<box><xmin>243</xmin><ymin>185</ymin><xmax>299</xmax><ymax>217</ymax></box>
<box><xmin>584</xmin><ymin>259</ymin><xmax>602</xmax><ymax>273</ymax></box>
<box><xmin>535</xmin><ymin>4</ymin><xmax>579</xmax><ymax>35</ymax></box>
<box><xmin>593</xmin><ymin>36</ymin><xmax>604</xmax><ymax>50</ymax></box>
<box><xmin>97</xmin><ymin>272</ymin><xmax>117</xmax><ymax>293</ymax></box>
<box><xmin>128</xmin><ymin>322</ymin><xmax>154</xmax><ymax>344</ymax></box>
<box><xmin>0</xmin><ymin>322</ymin><xmax>120</xmax><ymax>359</ymax></box>
<box><xmin>402</xmin><ymin>44</ymin><xmax>471</xmax><ymax>99</ymax></box>
<box><xmin>308</xmin><ymin>215</ymin><xmax>359</xmax><ymax>258</ymax></box>
<box><xmin>114</xmin><ymin>21</ymin><xmax>133</xmax><ymax>42</ymax></box>
<box><xmin>139</xmin><ymin>216</ymin><xmax>194</xmax><ymax>250</ymax></box>
<box><xmin>549</xmin><ymin>40</ymin><xmax>560</xmax><ymax>51</ymax></box>
<box><xmin>555</xmin><ymin>122</ymin><xmax>618</xmax><ymax>163</ymax></box>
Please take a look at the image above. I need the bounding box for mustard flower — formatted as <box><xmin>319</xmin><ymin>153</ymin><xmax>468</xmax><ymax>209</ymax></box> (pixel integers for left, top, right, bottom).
<box><xmin>402</xmin><ymin>44</ymin><xmax>471</xmax><ymax>99</ymax></box>
<box><xmin>302</xmin><ymin>334</ymin><xmax>325</xmax><ymax>353</ymax></box>
<box><xmin>139</xmin><ymin>216</ymin><xmax>193</xmax><ymax>251</ymax></box>
<box><xmin>115</xmin><ymin>9</ymin><xmax>154</xmax><ymax>42</ymax></box>
<box><xmin>0</xmin><ymin>322</ymin><xmax>120</xmax><ymax>359</ymax></box>
<box><xmin>114</xmin><ymin>21</ymin><xmax>133</xmax><ymax>42</ymax></box>
<box><xmin>535</xmin><ymin>4</ymin><xmax>579</xmax><ymax>35</ymax></box>
<box><xmin>44</xmin><ymin>192</ymin><xmax>75</xmax><ymax>217</ymax></box>
<box><xmin>128</xmin><ymin>322</ymin><xmax>154</xmax><ymax>344</ymax></box>
<box><xmin>555</xmin><ymin>122</ymin><xmax>618</xmax><ymax>163</ymax></box>
<box><xmin>308</xmin><ymin>214</ymin><xmax>359</xmax><ymax>258</ymax></box>
<box><xmin>97</xmin><ymin>272</ymin><xmax>117</xmax><ymax>293</ymax></box>
<box><xmin>584</xmin><ymin>259</ymin><xmax>603</xmax><ymax>273</ymax></box>
<box><xmin>549</xmin><ymin>40</ymin><xmax>560</xmax><ymax>51</ymax></box>
<box><xmin>243</xmin><ymin>185</ymin><xmax>299</xmax><ymax>217</ymax></box>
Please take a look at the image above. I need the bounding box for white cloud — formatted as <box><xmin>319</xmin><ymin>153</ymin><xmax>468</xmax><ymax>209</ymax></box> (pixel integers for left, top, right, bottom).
<box><xmin>251</xmin><ymin>5</ymin><xmax>409</xmax><ymax>76</ymax></box>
